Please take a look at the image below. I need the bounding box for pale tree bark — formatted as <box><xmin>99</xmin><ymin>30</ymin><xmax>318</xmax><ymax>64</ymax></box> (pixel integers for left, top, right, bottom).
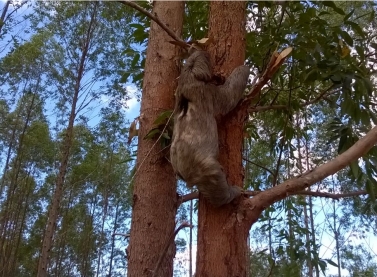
<box><xmin>126</xmin><ymin>2</ymin><xmax>184</xmax><ymax>277</ymax></box>
<box><xmin>37</xmin><ymin>4</ymin><xmax>99</xmax><ymax>276</ymax></box>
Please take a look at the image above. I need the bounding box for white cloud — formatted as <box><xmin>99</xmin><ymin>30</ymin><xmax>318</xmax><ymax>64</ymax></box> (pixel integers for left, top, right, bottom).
<box><xmin>125</xmin><ymin>97</ymin><xmax>138</xmax><ymax>110</ymax></box>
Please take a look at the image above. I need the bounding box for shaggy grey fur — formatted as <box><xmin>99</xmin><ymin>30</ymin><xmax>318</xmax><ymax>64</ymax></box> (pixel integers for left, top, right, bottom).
<box><xmin>170</xmin><ymin>50</ymin><xmax>249</xmax><ymax>207</ymax></box>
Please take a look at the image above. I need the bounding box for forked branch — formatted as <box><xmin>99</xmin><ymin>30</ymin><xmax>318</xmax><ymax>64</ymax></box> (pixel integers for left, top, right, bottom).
<box><xmin>242</xmin><ymin>126</ymin><xmax>377</xmax><ymax>224</ymax></box>
<box><xmin>152</xmin><ymin>221</ymin><xmax>192</xmax><ymax>277</ymax></box>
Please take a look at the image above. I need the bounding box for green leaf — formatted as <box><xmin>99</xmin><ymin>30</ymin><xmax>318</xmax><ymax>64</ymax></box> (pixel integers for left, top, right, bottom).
<box><xmin>355</xmin><ymin>45</ymin><xmax>365</xmax><ymax>61</ymax></box>
<box><xmin>321</xmin><ymin>1</ymin><xmax>337</xmax><ymax>9</ymax></box>
<box><xmin>369</xmin><ymin>112</ymin><xmax>377</xmax><ymax>125</ymax></box>
<box><xmin>330</xmin><ymin>74</ymin><xmax>342</xmax><ymax>84</ymax></box>
<box><xmin>129</xmin><ymin>23</ymin><xmax>143</xmax><ymax>29</ymax></box>
<box><xmin>344</xmin><ymin>21</ymin><xmax>364</xmax><ymax>37</ymax></box>
<box><xmin>131</xmin><ymin>53</ymin><xmax>140</xmax><ymax>68</ymax></box>
<box><xmin>153</xmin><ymin>110</ymin><xmax>173</xmax><ymax>125</ymax></box>
<box><xmin>304</xmin><ymin>68</ymin><xmax>318</xmax><ymax>83</ymax></box>
<box><xmin>366</xmin><ymin>179</ymin><xmax>376</xmax><ymax>201</ymax></box>
<box><xmin>325</xmin><ymin>259</ymin><xmax>339</xmax><ymax>267</ymax></box>
<box><xmin>144</xmin><ymin>128</ymin><xmax>160</xmax><ymax>140</ymax></box>
<box><xmin>349</xmin><ymin>161</ymin><xmax>359</xmax><ymax>179</ymax></box>
<box><xmin>318</xmin><ymin>259</ymin><xmax>327</xmax><ymax>273</ymax></box>
<box><xmin>338</xmin><ymin>135</ymin><xmax>347</xmax><ymax>153</ymax></box>
<box><xmin>343</xmin><ymin>9</ymin><xmax>354</xmax><ymax>22</ymax></box>
<box><xmin>340</xmin><ymin>31</ymin><xmax>353</xmax><ymax>46</ymax></box>
<box><xmin>322</xmin><ymin>1</ymin><xmax>345</xmax><ymax>15</ymax></box>
<box><xmin>162</xmin><ymin>132</ymin><xmax>170</xmax><ymax>140</ymax></box>
<box><xmin>119</xmin><ymin>72</ymin><xmax>130</xmax><ymax>83</ymax></box>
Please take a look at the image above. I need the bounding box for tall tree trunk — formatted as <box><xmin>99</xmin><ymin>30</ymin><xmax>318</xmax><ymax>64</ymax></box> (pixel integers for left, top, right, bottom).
<box><xmin>126</xmin><ymin>2</ymin><xmax>184</xmax><ymax>277</ymax></box>
<box><xmin>0</xmin><ymin>93</ymin><xmax>37</xmax><ymax>276</ymax></box>
<box><xmin>0</xmin><ymin>0</ymin><xmax>10</xmax><ymax>35</ymax></box>
<box><xmin>196</xmin><ymin>2</ymin><xmax>249</xmax><ymax>276</ymax></box>
<box><xmin>37</xmin><ymin>4</ymin><xmax>98</xmax><ymax>276</ymax></box>
<box><xmin>296</xmin><ymin>116</ymin><xmax>313</xmax><ymax>277</ymax></box>
<box><xmin>108</xmin><ymin>203</ymin><xmax>119</xmax><ymax>276</ymax></box>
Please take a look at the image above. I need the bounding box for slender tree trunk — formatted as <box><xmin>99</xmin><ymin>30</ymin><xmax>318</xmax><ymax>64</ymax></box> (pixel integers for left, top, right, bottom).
<box><xmin>332</xmin><ymin>182</ymin><xmax>341</xmax><ymax>277</ymax></box>
<box><xmin>37</xmin><ymin>4</ymin><xmax>98</xmax><ymax>276</ymax></box>
<box><xmin>196</xmin><ymin>2</ymin><xmax>249</xmax><ymax>276</ymax></box>
<box><xmin>304</xmin><ymin>114</ymin><xmax>320</xmax><ymax>277</ymax></box>
<box><xmin>189</xmin><ymin>199</ymin><xmax>193</xmax><ymax>277</ymax></box>
<box><xmin>126</xmin><ymin>2</ymin><xmax>184</xmax><ymax>277</ymax></box>
<box><xmin>296</xmin><ymin>116</ymin><xmax>313</xmax><ymax>277</ymax></box>
<box><xmin>108</xmin><ymin>203</ymin><xmax>119</xmax><ymax>276</ymax></box>
<box><xmin>0</xmin><ymin>93</ymin><xmax>37</xmax><ymax>276</ymax></box>
<box><xmin>0</xmin><ymin>0</ymin><xmax>10</xmax><ymax>35</ymax></box>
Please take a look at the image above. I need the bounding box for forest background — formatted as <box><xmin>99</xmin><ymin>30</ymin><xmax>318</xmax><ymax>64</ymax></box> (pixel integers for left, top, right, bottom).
<box><xmin>1</xmin><ymin>1</ymin><xmax>377</xmax><ymax>277</ymax></box>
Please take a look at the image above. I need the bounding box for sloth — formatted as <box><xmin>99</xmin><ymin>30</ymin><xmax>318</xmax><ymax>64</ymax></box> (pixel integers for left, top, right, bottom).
<box><xmin>170</xmin><ymin>50</ymin><xmax>250</xmax><ymax>207</ymax></box>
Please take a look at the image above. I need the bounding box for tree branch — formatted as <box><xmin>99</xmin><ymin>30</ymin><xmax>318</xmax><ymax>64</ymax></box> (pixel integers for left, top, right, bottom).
<box><xmin>112</xmin><ymin>233</ymin><xmax>130</xmax><ymax>238</ymax></box>
<box><xmin>241</xmin><ymin>47</ymin><xmax>292</xmax><ymax>110</ymax></box>
<box><xmin>248</xmin><ymin>86</ymin><xmax>341</xmax><ymax>114</ymax></box>
<box><xmin>178</xmin><ymin>188</ymin><xmax>368</xmax><ymax>207</ymax></box>
<box><xmin>298</xmin><ymin>190</ymin><xmax>368</xmax><ymax>199</ymax></box>
<box><xmin>118</xmin><ymin>1</ymin><xmax>186</xmax><ymax>45</ymax></box>
<box><xmin>152</xmin><ymin>221</ymin><xmax>192</xmax><ymax>277</ymax></box>
<box><xmin>242</xmin><ymin>157</ymin><xmax>276</xmax><ymax>178</ymax></box>
<box><xmin>242</xmin><ymin>126</ymin><xmax>377</xmax><ymax>226</ymax></box>
<box><xmin>178</xmin><ymin>192</ymin><xmax>199</xmax><ymax>206</ymax></box>
<box><xmin>243</xmin><ymin>189</ymin><xmax>368</xmax><ymax>200</ymax></box>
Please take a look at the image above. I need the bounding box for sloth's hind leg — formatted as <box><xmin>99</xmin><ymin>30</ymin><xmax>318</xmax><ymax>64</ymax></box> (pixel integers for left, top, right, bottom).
<box><xmin>196</xmin><ymin>157</ymin><xmax>242</xmax><ymax>207</ymax></box>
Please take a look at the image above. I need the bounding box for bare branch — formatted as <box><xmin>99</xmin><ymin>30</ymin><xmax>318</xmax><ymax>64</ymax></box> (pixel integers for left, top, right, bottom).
<box><xmin>242</xmin><ymin>126</ymin><xmax>377</xmax><ymax>225</ymax></box>
<box><xmin>179</xmin><ymin>192</ymin><xmax>199</xmax><ymax>206</ymax></box>
<box><xmin>243</xmin><ymin>157</ymin><xmax>276</xmax><ymax>178</ymax></box>
<box><xmin>298</xmin><ymin>190</ymin><xmax>368</xmax><ymax>199</ymax></box>
<box><xmin>118</xmin><ymin>1</ymin><xmax>186</xmax><ymax>45</ymax></box>
<box><xmin>112</xmin><ymin>233</ymin><xmax>130</xmax><ymax>238</ymax></box>
<box><xmin>248</xmin><ymin>87</ymin><xmax>341</xmax><ymax>114</ymax></box>
<box><xmin>179</xmin><ymin>188</ymin><xmax>367</xmax><ymax>208</ymax></box>
<box><xmin>243</xmin><ymin>190</ymin><xmax>368</xmax><ymax>200</ymax></box>
<box><xmin>152</xmin><ymin>221</ymin><xmax>192</xmax><ymax>277</ymax></box>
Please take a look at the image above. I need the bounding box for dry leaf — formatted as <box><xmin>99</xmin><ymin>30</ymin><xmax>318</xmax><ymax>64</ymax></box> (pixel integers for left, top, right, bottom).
<box><xmin>128</xmin><ymin>118</ymin><xmax>139</xmax><ymax>145</ymax></box>
<box><xmin>273</xmin><ymin>47</ymin><xmax>292</xmax><ymax>68</ymax></box>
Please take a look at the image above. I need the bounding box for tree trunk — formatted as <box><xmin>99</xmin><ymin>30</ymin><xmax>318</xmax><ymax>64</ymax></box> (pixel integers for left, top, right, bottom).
<box><xmin>0</xmin><ymin>1</ymin><xmax>10</xmax><ymax>35</ymax></box>
<box><xmin>196</xmin><ymin>2</ymin><xmax>249</xmax><ymax>277</ymax></box>
<box><xmin>37</xmin><ymin>4</ymin><xmax>99</xmax><ymax>276</ymax></box>
<box><xmin>126</xmin><ymin>2</ymin><xmax>184</xmax><ymax>277</ymax></box>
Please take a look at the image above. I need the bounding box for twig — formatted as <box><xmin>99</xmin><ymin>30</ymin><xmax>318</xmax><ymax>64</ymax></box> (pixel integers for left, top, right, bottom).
<box><xmin>242</xmin><ymin>157</ymin><xmax>276</xmax><ymax>178</ymax></box>
<box><xmin>298</xmin><ymin>190</ymin><xmax>368</xmax><ymax>199</ymax></box>
<box><xmin>128</xmin><ymin>109</ymin><xmax>175</xmax><ymax>186</ymax></box>
<box><xmin>118</xmin><ymin>1</ymin><xmax>186</xmax><ymax>45</ymax></box>
<box><xmin>112</xmin><ymin>233</ymin><xmax>130</xmax><ymax>238</ymax></box>
<box><xmin>179</xmin><ymin>192</ymin><xmax>199</xmax><ymax>205</ymax></box>
<box><xmin>152</xmin><ymin>221</ymin><xmax>192</xmax><ymax>277</ymax></box>
<box><xmin>248</xmin><ymin>87</ymin><xmax>342</xmax><ymax>114</ymax></box>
